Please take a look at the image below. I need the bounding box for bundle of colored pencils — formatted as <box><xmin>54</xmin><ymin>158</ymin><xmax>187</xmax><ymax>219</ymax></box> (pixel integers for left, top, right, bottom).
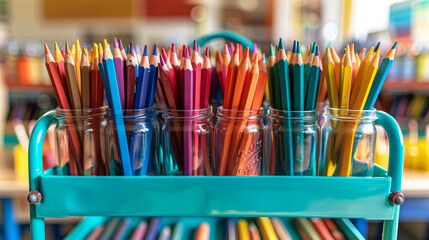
<box><xmin>323</xmin><ymin>42</ymin><xmax>397</xmax><ymax>176</ymax></box>
<box><xmin>217</xmin><ymin>44</ymin><xmax>268</xmax><ymax>176</ymax></box>
<box><xmin>267</xmin><ymin>39</ymin><xmax>322</xmax><ymax>112</ymax></box>
<box><xmin>156</xmin><ymin>41</ymin><xmax>213</xmax><ymax>176</ymax></box>
<box><xmin>44</xmin><ymin>40</ymin><xmax>105</xmax><ymax>175</ymax></box>
<box><xmin>266</xmin><ymin>39</ymin><xmax>322</xmax><ymax>176</ymax></box>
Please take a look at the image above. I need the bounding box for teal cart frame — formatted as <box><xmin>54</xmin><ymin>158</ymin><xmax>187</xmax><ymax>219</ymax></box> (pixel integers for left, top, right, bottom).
<box><xmin>27</xmin><ymin>32</ymin><xmax>404</xmax><ymax>239</ymax></box>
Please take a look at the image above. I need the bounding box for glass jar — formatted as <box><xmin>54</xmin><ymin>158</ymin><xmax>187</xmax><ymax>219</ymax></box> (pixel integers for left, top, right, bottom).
<box><xmin>321</xmin><ymin>108</ymin><xmax>377</xmax><ymax>177</ymax></box>
<box><xmin>215</xmin><ymin>107</ymin><xmax>265</xmax><ymax>176</ymax></box>
<box><xmin>105</xmin><ymin>107</ymin><xmax>160</xmax><ymax>176</ymax></box>
<box><xmin>266</xmin><ymin>109</ymin><xmax>320</xmax><ymax>176</ymax></box>
<box><xmin>163</xmin><ymin>107</ymin><xmax>214</xmax><ymax>176</ymax></box>
<box><xmin>55</xmin><ymin>107</ymin><xmax>107</xmax><ymax>176</ymax></box>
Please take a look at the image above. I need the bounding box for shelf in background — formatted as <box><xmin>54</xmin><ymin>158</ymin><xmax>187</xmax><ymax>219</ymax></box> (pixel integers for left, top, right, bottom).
<box><xmin>383</xmin><ymin>80</ymin><xmax>429</xmax><ymax>93</ymax></box>
<box><xmin>6</xmin><ymin>81</ymin><xmax>53</xmax><ymax>92</ymax></box>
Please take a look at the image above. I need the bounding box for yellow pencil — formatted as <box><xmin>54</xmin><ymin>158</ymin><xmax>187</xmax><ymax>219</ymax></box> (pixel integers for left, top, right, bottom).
<box><xmin>71</xmin><ymin>44</ymin><xmax>76</xmax><ymax>62</ymax></box>
<box><xmin>349</xmin><ymin>47</ymin><xmax>374</xmax><ymax>106</ymax></box>
<box><xmin>339</xmin><ymin>45</ymin><xmax>352</xmax><ymax>110</ymax></box>
<box><xmin>75</xmin><ymin>39</ymin><xmax>82</xmax><ymax>93</ymax></box>
<box><xmin>256</xmin><ymin>217</ymin><xmax>278</xmax><ymax>240</ymax></box>
<box><xmin>237</xmin><ymin>219</ymin><xmax>250</xmax><ymax>240</ymax></box>
<box><xmin>324</xmin><ymin>48</ymin><xmax>339</xmax><ymax>108</ymax></box>
<box><xmin>352</xmin><ymin>48</ymin><xmax>380</xmax><ymax>110</ymax></box>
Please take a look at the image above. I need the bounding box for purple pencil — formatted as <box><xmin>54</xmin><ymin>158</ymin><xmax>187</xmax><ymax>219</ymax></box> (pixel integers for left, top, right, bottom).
<box><xmin>113</xmin><ymin>38</ymin><xmax>125</xmax><ymax>108</ymax></box>
<box><xmin>130</xmin><ymin>221</ymin><xmax>148</xmax><ymax>240</ymax></box>
<box><xmin>183</xmin><ymin>50</ymin><xmax>194</xmax><ymax>176</ymax></box>
<box><xmin>112</xmin><ymin>218</ymin><xmax>131</xmax><ymax>240</ymax></box>
<box><xmin>145</xmin><ymin>217</ymin><xmax>161</xmax><ymax>240</ymax></box>
<box><xmin>230</xmin><ymin>42</ymin><xmax>235</xmax><ymax>55</ymax></box>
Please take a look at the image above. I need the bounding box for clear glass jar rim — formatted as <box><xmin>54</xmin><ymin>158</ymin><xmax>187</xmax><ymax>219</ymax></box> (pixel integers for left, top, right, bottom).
<box><xmin>324</xmin><ymin>107</ymin><xmax>377</xmax><ymax>120</ymax></box>
<box><xmin>56</xmin><ymin>106</ymin><xmax>107</xmax><ymax>119</ymax></box>
<box><xmin>217</xmin><ymin>106</ymin><xmax>264</xmax><ymax>114</ymax></box>
<box><xmin>105</xmin><ymin>106</ymin><xmax>157</xmax><ymax>119</ymax></box>
<box><xmin>163</xmin><ymin>106</ymin><xmax>213</xmax><ymax>119</ymax></box>
<box><xmin>267</xmin><ymin>107</ymin><xmax>319</xmax><ymax>120</ymax></box>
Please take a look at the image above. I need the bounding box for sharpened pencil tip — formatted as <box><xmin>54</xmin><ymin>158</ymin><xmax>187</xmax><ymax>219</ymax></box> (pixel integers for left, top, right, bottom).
<box><xmin>270</xmin><ymin>44</ymin><xmax>274</xmax><ymax>56</ymax></box>
<box><xmin>292</xmin><ymin>41</ymin><xmax>296</xmax><ymax>53</ymax></box>
<box><xmin>315</xmin><ymin>46</ymin><xmax>319</xmax><ymax>56</ymax></box>
<box><xmin>143</xmin><ymin>45</ymin><xmax>148</xmax><ymax>56</ymax></box>
<box><xmin>54</xmin><ymin>41</ymin><xmax>60</xmax><ymax>52</ymax></box>
<box><xmin>252</xmin><ymin>43</ymin><xmax>258</xmax><ymax>54</ymax></box>
<box><xmin>296</xmin><ymin>41</ymin><xmax>301</xmax><ymax>54</ymax></box>
<box><xmin>185</xmin><ymin>47</ymin><xmax>190</xmax><ymax>59</ymax></box>
<box><xmin>243</xmin><ymin>47</ymin><xmax>250</xmax><ymax>58</ymax></box>
<box><xmin>193</xmin><ymin>40</ymin><xmax>197</xmax><ymax>50</ymax></box>
<box><xmin>312</xmin><ymin>42</ymin><xmax>317</xmax><ymax>53</ymax></box>
<box><xmin>129</xmin><ymin>42</ymin><xmax>134</xmax><ymax>55</ymax></box>
<box><xmin>103</xmin><ymin>39</ymin><xmax>108</xmax><ymax>49</ymax></box>
<box><xmin>65</xmin><ymin>42</ymin><xmax>70</xmax><ymax>53</ymax></box>
<box><xmin>205</xmin><ymin>47</ymin><xmax>209</xmax><ymax>57</ymax></box>
<box><xmin>153</xmin><ymin>44</ymin><xmax>158</xmax><ymax>56</ymax></box>
<box><xmin>392</xmin><ymin>42</ymin><xmax>398</xmax><ymax>49</ymax></box>
<box><xmin>44</xmin><ymin>43</ymin><xmax>49</xmax><ymax>54</ymax></box>
<box><xmin>76</xmin><ymin>39</ymin><xmax>80</xmax><ymax>49</ymax></box>
<box><xmin>159</xmin><ymin>54</ymin><xmax>165</xmax><ymax>65</ymax></box>
<box><xmin>118</xmin><ymin>39</ymin><xmax>124</xmax><ymax>51</ymax></box>
<box><xmin>113</xmin><ymin>38</ymin><xmax>119</xmax><ymax>49</ymax></box>
<box><xmin>171</xmin><ymin>43</ymin><xmax>175</xmax><ymax>53</ymax></box>
<box><xmin>374</xmin><ymin>42</ymin><xmax>380</xmax><ymax>52</ymax></box>
<box><xmin>278</xmin><ymin>38</ymin><xmax>284</xmax><ymax>50</ymax></box>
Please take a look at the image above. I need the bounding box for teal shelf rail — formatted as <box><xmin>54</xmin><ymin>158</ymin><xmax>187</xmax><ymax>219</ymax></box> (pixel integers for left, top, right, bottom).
<box><xmin>27</xmin><ymin>32</ymin><xmax>404</xmax><ymax>239</ymax></box>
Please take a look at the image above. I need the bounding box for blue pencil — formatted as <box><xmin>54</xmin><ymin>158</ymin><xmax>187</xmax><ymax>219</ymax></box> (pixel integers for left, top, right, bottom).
<box><xmin>134</xmin><ymin>45</ymin><xmax>150</xmax><ymax>109</ymax></box>
<box><xmin>102</xmin><ymin>39</ymin><xmax>132</xmax><ymax>176</ymax></box>
<box><xmin>364</xmin><ymin>42</ymin><xmax>397</xmax><ymax>110</ymax></box>
<box><xmin>146</xmin><ymin>45</ymin><xmax>159</xmax><ymax>108</ymax></box>
<box><xmin>145</xmin><ymin>217</ymin><xmax>161</xmax><ymax>240</ymax></box>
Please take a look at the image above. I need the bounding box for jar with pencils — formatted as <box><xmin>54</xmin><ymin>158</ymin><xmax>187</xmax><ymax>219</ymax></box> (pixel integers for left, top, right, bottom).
<box><xmin>55</xmin><ymin>107</ymin><xmax>107</xmax><ymax>176</ymax></box>
<box><xmin>105</xmin><ymin>107</ymin><xmax>160</xmax><ymax>176</ymax></box>
<box><xmin>320</xmin><ymin>108</ymin><xmax>377</xmax><ymax>177</ymax></box>
<box><xmin>266</xmin><ymin>108</ymin><xmax>320</xmax><ymax>176</ymax></box>
<box><xmin>163</xmin><ymin>107</ymin><xmax>214</xmax><ymax>176</ymax></box>
<box><xmin>215</xmin><ymin>107</ymin><xmax>265</xmax><ymax>176</ymax></box>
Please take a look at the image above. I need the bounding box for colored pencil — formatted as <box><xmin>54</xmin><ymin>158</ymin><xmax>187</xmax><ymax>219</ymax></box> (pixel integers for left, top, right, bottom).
<box><xmin>64</xmin><ymin>42</ymin><xmax>82</xmax><ymax>110</ymax></box>
<box><xmin>125</xmin><ymin>42</ymin><xmax>136</xmax><ymax>109</ymax></box>
<box><xmin>102</xmin><ymin>39</ymin><xmax>132</xmax><ymax>176</ymax></box>
<box><xmin>145</xmin><ymin>217</ymin><xmax>161</xmax><ymax>240</ymax></box>
<box><xmin>113</xmin><ymin>38</ymin><xmax>126</xmax><ymax>109</ymax></box>
<box><xmin>90</xmin><ymin>43</ymin><xmax>104</xmax><ymax>108</ymax></box>
<box><xmin>310</xmin><ymin>218</ymin><xmax>334</xmax><ymax>240</ymax></box>
<box><xmin>99</xmin><ymin>218</ymin><xmax>120</xmax><ymax>240</ymax></box>
<box><xmin>171</xmin><ymin>222</ymin><xmax>183</xmax><ymax>240</ymax></box>
<box><xmin>112</xmin><ymin>218</ymin><xmax>131</xmax><ymax>240</ymax></box>
<box><xmin>271</xmin><ymin>217</ymin><xmax>292</xmax><ymax>240</ymax></box>
<box><xmin>249</xmin><ymin>222</ymin><xmax>261</xmax><ymax>240</ymax></box>
<box><xmin>130</xmin><ymin>221</ymin><xmax>148</xmax><ymax>240</ymax></box>
<box><xmin>81</xmin><ymin>47</ymin><xmax>91</xmax><ymax>109</ymax></box>
<box><xmin>75</xmin><ymin>39</ymin><xmax>82</xmax><ymax>93</ymax></box>
<box><xmin>305</xmin><ymin>47</ymin><xmax>320</xmax><ymax>110</ymax></box>
<box><xmin>159</xmin><ymin>226</ymin><xmax>172</xmax><ymax>240</ymax></box>
<box><xmin>85</xmin><ymin>225</ymin><xmax>104</xmax><ymax>240</ymax></box>
<box><xmin>183</xmin><ymin>50</ymin><xmax>194</xmax><ymax>175</ymax></box>
<box><xmin>321</xmin><ymin>219</ymin><xmax>345</xmax><ymax>240</ymax></box>
<box><xmin>134</xmin><ymin>45</ymin><xmax>150</xmax><ymax>109</ymax></box>
<box><xmin>194</xmin><ymin>222</ymin><xmax>210</xmax><ymax>240</ymax></box>
<box><xmin>237</xmin><ymin>219</ymin><xmax>251</xmax><ymax>240</ymax></box>
<box><xmin>201</xmin><ymin>48</ymin><xmax>212</xmax><ymax>108</ymax></box>
<box><xmin>256</xmin><ymin>217</ymin><xmax>278</xmax><ymax>240</ymax></box>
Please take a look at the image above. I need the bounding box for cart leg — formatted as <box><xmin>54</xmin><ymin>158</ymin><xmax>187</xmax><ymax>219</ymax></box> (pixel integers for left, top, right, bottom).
<box><xmin>30</xmin><ymin>205</ymin><xmax>45</xmax><ymax>239</ymax></box>
<box><xmin>2</xmin><ymin>198</ymin><xmax>20</xmax><ymax>240</ymax></box>
<box><xmin>382</xmin><ymin>206</ymin><xmax>400</xmax><ymax>240</ymax></box>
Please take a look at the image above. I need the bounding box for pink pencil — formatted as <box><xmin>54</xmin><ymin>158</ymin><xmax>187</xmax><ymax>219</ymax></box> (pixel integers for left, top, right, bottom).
<box><xmin>85</xmin><ymin>225</ymin><xmax>104</xmax><ymax>240</ymax></box>
<box><xmin>183</xmin><ymin>50</ymin><xmax>194</xmax><ymax>175</ymax></box>
<box><xmin>130</xmin><ymin>221</ymin><xmax>148</xmax><ymax>240</ymax></box>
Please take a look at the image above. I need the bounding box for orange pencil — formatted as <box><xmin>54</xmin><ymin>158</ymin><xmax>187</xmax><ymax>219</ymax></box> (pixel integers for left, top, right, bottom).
<box><xmin>194</xmin><ymin>222</ymin><xmax>210</xmax><ymax>240</ymax></box>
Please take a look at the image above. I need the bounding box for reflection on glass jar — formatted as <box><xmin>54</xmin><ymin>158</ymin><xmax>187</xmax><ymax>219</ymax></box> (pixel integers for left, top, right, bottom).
<box><xmin>105</xmin><ymin>107</ymin><xmax>160</xmax><ymax>176</ymax></box>
<box><xmin>163</xmin><ymin>107</ymin><xmax>214</xmax><ymax>176</ymax></box>
<box><xmin>55</xmin><ymin>107</ymin><xmax>107</xmax><ymax>176</ymax></box>
<box><xmin>321</xmin><ymin>108</ymin><xmax>377</xmax><ymax>177</ymax></box>
<box><xmin>215</xmin><ymin>107</ymin><xmax>265</xmax><ymax>176</ymax></box>
<box><xmin>266</xmin><ymin>108</ymin><xmax>320</xmax><ymax>176</ymax></box>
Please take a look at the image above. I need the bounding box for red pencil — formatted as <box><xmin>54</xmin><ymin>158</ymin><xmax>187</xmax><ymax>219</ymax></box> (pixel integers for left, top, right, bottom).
<box><xmin>53</xmin><ymin>42</ymin><xmax>69</xmax><ymax>99</ymax></box>
<box><xmin>170</xmin><ymin>43</ymin><xmax>181</xmax><ymax>87</ymax></box>
<box><xmin>192</xmin><ymin>42</ymin><xmax>202</xmax><ymax>110</ymax></box>
<box><xmin>162</xmin><ymin>48</ymin><xmax>181</xmax><ymax>108</ymax></box>
<box><xmin>91</xmin><ymin>43</ymin><xmax>104</xmax><ymax>108</ymax></box>
<box><xmin>126</xmin><ymin>42</ymin><xmax>137</xmax><ymax>109</ymax></box>
<box><xmin>201</xmin><ymin>47</ymin><xmax>212</xmax><ymax>108</ymax></box>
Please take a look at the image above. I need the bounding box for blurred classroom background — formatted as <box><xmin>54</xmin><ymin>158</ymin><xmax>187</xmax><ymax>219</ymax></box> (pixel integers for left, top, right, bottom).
<box><xmin>0</xmin><ymin>0</ymin><xmax>429</xmax><ymax>239</ymax></box>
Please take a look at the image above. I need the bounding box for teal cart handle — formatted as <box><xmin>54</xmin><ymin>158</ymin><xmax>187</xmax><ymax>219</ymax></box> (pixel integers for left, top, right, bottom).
<box><xmin>28</xmin><ymin>110</ymin><xmax>56</xmax><ymax>240</ymax></box>
<box><xmin>375</xmin><ymin>111</ymin><xmax>404</xmax><ymax>240</ymax></box>
<box><xmin>195</xmin><ymin>31</ymin><xmax>255</xmax><ymax>52</ymax></box>
<box><xmin>375</xmin><ymin>111</ymin><xmax>404</xmax><ymax>192</ymax></box>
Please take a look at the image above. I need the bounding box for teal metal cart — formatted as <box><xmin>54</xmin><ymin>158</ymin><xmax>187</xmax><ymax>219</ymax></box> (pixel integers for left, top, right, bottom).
<box><xmin>27</xmin><ymin>32</ymin><xmax>405</xmax><ymax>239</ymax></box>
